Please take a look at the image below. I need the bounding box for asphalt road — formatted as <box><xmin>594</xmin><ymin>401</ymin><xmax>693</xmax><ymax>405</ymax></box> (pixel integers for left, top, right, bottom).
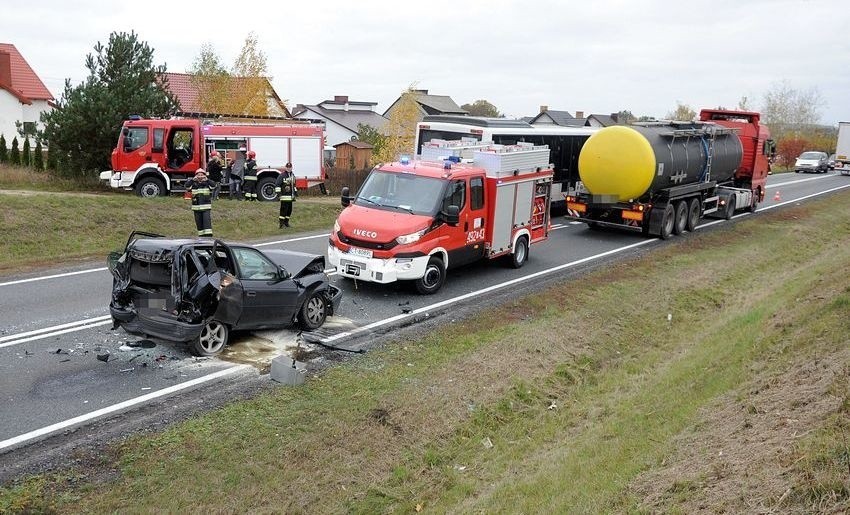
<box><xmin>1</xmin><ymin>172</ymin><xmax>848</xmax><ymax>455</ymax></box>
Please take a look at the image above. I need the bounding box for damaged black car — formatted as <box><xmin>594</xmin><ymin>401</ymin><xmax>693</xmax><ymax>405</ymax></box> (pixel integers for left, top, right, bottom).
<box><xmin>108</xmin><ymin>232</ymin><xmax>342</xmax><ymax>356</ymax></box>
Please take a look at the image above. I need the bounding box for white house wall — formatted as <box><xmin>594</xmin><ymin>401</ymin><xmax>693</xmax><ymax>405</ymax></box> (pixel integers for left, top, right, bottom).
<box><xmin>293</xmin><ymin>109</ymin><xmax>356</xmax><ymax>147</ymax></box>
<box><xmin>0</xmin><ymin>91</ymin><xmax>52</xmax><ymax>147</ymax></box>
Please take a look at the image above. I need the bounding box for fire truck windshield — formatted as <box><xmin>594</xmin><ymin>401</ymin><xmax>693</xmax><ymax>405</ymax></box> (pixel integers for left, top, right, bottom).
<box><xmin>355</xmin><ymin>171</ymin><xmax>445</xmax><ymax>216</ymax></box>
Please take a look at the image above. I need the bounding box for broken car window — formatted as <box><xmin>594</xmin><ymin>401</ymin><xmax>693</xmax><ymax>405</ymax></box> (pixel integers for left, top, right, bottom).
<box><xmin>232</xmin><ymin>248</ymin><xmax>279</xmax><ymax>280</ymax></box>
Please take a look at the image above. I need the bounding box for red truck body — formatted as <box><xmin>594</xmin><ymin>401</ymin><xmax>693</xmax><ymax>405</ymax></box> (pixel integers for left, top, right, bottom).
<box><xmin>100</xmin><ymin>118</ymin><xmax>326</xmax><ymax>200</ymax></box>
<box><xmin>328</xmin><ymin>145</ymin><xmax>553</xmax><ymax>294</ymax></box>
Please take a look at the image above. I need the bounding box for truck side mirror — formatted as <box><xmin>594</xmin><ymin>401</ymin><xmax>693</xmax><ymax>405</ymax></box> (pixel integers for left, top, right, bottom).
<box><xmin>341</xmin><ymin>186</ymin><xmax>352</xmax><ymax>207</ymax></box>
<box><xmin>122</xmin><ymin>127</ymin><xmax>129</xmax><ymax>137</ymax></box>
<box><xmin>445</xmin><ymin>205</ymin><xmax>460</xmax><ymax>226</ymax></box>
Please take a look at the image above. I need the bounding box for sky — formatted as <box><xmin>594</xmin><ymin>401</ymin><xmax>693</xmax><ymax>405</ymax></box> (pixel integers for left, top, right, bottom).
<box><xmin>3</xmin><ymin>0</ymin><xmax>849</xmax><ymax>124</ymax></box>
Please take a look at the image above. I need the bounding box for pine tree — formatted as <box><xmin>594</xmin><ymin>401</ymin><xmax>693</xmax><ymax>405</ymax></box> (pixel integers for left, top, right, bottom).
<box><xmin>10</xmin><ymin>137</ymin><xmax>20</xmax><ymax>166</ymax></box>
<box><xmin>33</xmin><ymin>140</ymin><xmax>45</xmax><ymax>170</ymax></box>
<box><xmin>0</xmin><ymin>134</ymin><xmax>7</xmax><ymax>163</ymax></box>
<box><xmin>22</xmin><ymin>138</ymin><xmax>31</xmax><ymax>167</ymax></box>
<box><xmin>46</xmin><ymin>144</ymin><xmax>58</xmax><ymax>170</ymax></box>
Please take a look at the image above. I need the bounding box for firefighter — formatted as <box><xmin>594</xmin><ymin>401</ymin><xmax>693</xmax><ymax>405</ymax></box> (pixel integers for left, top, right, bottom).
<box><xmin>274</xmin><ymin>162</ymin><xmax>297</xmax><ymax>228</ymax></box>
<box><xmin>185</xmin><ymin>169</ymin><xmax>215</xmax><ymax>237</ymax></box>
<box><xmin>243</xmin><ymin>150</ymin><xmax>258</xmax><ymax>201</ymax></box>
<box><xmin>206</xmin><ymin>151</ymin><xmax>224</xmax><ymax>200</ymax></box>
<box><xmin>229</xmin><ymin>147</ymin><xmax>246</xmax><ymax>199</ymax></box>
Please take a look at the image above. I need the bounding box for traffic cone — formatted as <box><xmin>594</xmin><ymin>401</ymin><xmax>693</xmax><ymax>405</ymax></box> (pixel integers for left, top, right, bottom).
<box><xmin>773</xmin><ymin>190</ymin><xmax>781</xmax><ymax>201</ymax></box>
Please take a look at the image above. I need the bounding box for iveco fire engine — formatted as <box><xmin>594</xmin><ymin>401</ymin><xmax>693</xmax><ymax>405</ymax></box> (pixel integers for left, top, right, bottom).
<box><xmin>328</xmin><ymin>140</ymin><xmax>553</xmax><ymax>294</ymax></box>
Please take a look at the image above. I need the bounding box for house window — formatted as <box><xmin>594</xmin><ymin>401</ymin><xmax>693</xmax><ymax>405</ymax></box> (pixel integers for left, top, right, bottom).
<box><xmin>22</xmin><ymin>122</ymin><xmax>37</xmax><ymax>136</ymax></box>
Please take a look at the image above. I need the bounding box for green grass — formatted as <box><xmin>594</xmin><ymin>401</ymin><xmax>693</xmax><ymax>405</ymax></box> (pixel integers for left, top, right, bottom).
<box><xmin>4</xmin><ymin>191</ymin><xmax>850</xmax><ymax>513</ymax></box>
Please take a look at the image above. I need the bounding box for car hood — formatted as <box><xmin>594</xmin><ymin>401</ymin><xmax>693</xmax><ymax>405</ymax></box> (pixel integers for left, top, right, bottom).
<box><xmin>262</xmin><ymin>249</ymin><xmax>325</xmax><ymax>277</ymax></box>
<box><xmin>337</xmin><ymin>206</ymin><xmax>433</xmax><ymax>241</ymax></box>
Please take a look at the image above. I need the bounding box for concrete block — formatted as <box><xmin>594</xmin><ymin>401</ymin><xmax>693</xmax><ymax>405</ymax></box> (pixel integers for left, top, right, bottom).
<box><xmin>270</xmin><ymin>356</ymin><xmax>307</xmax><ymax>386</ymax></box>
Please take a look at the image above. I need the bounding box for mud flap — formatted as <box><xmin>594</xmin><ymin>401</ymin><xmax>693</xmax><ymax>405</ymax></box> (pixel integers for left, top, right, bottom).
<box><xmin>647</xmin><ymin>204</ymin><xmax>667</xmax><ymax>237</ymax></box>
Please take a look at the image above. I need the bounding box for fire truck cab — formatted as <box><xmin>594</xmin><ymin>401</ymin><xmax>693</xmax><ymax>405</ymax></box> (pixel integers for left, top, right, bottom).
<box><xmin>328</xmin><ymin>141</ymin><xmax>553</xmax><ymax>294</ymax></box>
<box><xmin>100</xmin><ymin>117</ymin><xmax>326</xmax><ymax>200</ymax></box>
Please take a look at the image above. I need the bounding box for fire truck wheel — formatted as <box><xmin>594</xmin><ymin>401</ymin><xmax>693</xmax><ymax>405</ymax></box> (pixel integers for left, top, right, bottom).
<box><xmin>672</xmin><ymin>200</ymin><xmax>688</xmax><ymax>235</ymax></box>
<box><xmin>134</xmin><ymin>176</ymin><xmax>166</xmax><ymax>198</ymax></box>
<box><xmin>659</xmin><ymin>204</ymin><xmax>674</xmax><ymax>240</ymax></box>
<box><xmin>415</xmin><ymin>256</ymin><xmax>445</xmax><ymax>295</ymax></box>
<box><xmin>509</xmin><ymin>236</ymin><xmax>529</xmax><ymax>269</ymax></box>
<box><xmin>257</xmin><ymin>177</ymin><xmax>278</xmax><ymax>201</ymax></box>
<box><xmin>685</xmin><ymin>198</ymin><xmax>700</xmax><ymax>232</ymax></box>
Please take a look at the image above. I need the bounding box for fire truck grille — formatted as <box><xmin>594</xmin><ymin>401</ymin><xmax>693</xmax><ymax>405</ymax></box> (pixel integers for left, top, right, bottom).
<box><xmin>337</xmin><ymin>232</ymin><xmax>397</xmax><ymax>250</ymax></box>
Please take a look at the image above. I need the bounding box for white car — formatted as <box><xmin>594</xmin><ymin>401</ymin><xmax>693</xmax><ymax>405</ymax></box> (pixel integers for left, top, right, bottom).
<box><xmin>794</xmin><ymin>151</ymin><xmax>829</xmax><ymax>173</ymax></box>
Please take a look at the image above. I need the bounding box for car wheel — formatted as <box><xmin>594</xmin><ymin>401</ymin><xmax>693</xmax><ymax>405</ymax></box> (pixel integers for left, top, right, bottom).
<box><xmin>135</xmin><ymin>176</ymin><xmax>165</xmax><ymax>198</ymax></box>
<box><xmin>659</xmin><ymin>204</ymin><xmax>674</xmax><ymax>240</ymax></box>
<box><xmin>190</xmin><ymin>320</ymin><xmax>229</xmax><ymax>356</ymax></box>
<box><xmin>415</xmin><ymin>256</ymin><xmax>445</xmax><ymax>295</ymax></box>
<box><xmin>672</xmin><ymin>200</ymin><xmax>687</xmax><ymax>235</ymax></box>
<box><xmin>509</xmin><ymin>236</ymin><xmax>529</xmax><ymax>269</ymax></box>
<box><xmin>257</xmin><ymin>177</ymin><xmax>278</xmax><ymax>201</ymax></box>
<box><xmin>299</xmin><ymin>291</ymin><xmax>328</xmax><ymax>330</ymax></box>
<box><xmin>685</xmin><ymin>198</ymin><xmax>700</xmax><ymax>231</ymax></box>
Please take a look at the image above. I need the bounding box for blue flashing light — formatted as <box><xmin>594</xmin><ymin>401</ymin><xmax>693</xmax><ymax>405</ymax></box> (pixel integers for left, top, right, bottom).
<box><xmin>444</xmin><ymin>160</ymin><xmax>452</xmax><ymax>170</ymax></box>
<box><xmin>128</xmin><ymin>114</ymin><xmax>141</xmax><ymax>120</ymax></box>
<box><xmin>400</xmin><ymin>155</ymin><xmax>411</xmax><ymax>165</ymax></box>
<box><xmin>448</xmin><ymin>155</ymin><xmax>461</xmax><ymax>163</ymax></box>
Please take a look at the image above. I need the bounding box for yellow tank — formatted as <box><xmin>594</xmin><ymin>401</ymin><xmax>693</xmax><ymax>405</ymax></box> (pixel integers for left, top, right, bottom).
<box><xmin>577</xmin><ymin>126</ymin><xmax>656</xmax><ymax>202</ymax></box>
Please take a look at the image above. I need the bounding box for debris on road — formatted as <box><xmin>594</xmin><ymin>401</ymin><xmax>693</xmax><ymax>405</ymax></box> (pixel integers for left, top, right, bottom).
<box><xmin>96</xmin><ymin>352</ymin><xmax>110</xmax><ymax>363</ymax></box>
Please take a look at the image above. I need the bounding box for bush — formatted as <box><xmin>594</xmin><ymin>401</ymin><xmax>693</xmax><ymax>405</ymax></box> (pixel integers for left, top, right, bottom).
<box><xmin>46</xmin><ymin>145</ymin><xmax>58</xmax><ymax>171</ymax></box>
<box><xmin>33</xmin><ymin>140</ymin><xmax>44</xmax><ymax>170</ymax></box>
<box><xmin>22</xmin><ymin>138</ymin><xmax>31</xmax><ymax>167</ymax></box>
<box><xmin>0</xmin><ymin>134</ymin><xmax>6</xmax><ymax>163</ymax></box>
<box><xmin>9</xmin><ymin>137</ymin><xmax>20</xmax><ymax>166</ymax></box>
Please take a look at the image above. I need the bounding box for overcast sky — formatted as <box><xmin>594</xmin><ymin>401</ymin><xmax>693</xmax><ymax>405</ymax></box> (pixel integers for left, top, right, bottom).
<box><xmin>3</xmin><ymin>0</ymin><xmax>849</xmax><ymax>124</ymax></box>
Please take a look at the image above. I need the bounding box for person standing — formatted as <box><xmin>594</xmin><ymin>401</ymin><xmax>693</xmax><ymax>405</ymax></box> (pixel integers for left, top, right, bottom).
<box><xmin>243</xmin><ymin>150</ymin><xmax>258</xmax><ymax>201</ymax></box>
<box><xmin>185</xmin><ymin>169</ymin><xmax>215</xmax><ymax>237</ymax></box>
<box><xmin>229</xmin><ymin>146</ymin><xmax>246</xmax><ymax>200</ymax></box>
<box><xmin>274</xmin><ymin>162</ymin><xmax>296</xmax><ymax>228</ymax></box>
<box><xmin>206</xmin><ymin>151</ymin><xmax>224</xmax><ymax>200</ymax></box>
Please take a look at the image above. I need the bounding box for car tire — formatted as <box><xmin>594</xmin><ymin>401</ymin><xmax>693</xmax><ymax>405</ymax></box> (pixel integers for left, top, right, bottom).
<box><xmin>415</xmin><ymin>256</ymin><xmax>445</xmax><ymax>295</ymax></box>
<box><xmin>685</xmin><ymin>198</ymin><xmax>701</xmax><ymax>231</ymax></box>
<box><xmin>299</xmin><ymin>291</ymin><xmax>328</xmax><ymax>330</ymax></box>
<box><xmin>257</xmin><ymin>177</ymin><xmax>278</xmax><ymax>201</ymax></box>
<box><xmin>190</xmin><ymin>320</ymin><xmax>229</xmax><ymax>356</ymax></box>
<box><xmin>135</xmin><ymin>176</ymin><xmax>166</xmax><ymax>198</ymax></box>
<box><xmin>672</xmin><ymin>200</ymin><xmax>687</xmax><ymax>235</ymax></box>
<box><xmin>659</xmin><ymin>204</ymin><xmax>674</xmax><ymax>240</ymax></box>
<box><xmin>509</xmin><ymin>236</ymin><xmax>529</xmax><ymax>269</ymax></box>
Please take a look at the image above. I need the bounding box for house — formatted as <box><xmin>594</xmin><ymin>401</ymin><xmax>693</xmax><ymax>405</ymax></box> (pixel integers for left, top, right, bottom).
<box><xmin>585</xmin><ymin>114</ymin><xmax>619</xmax><ymax>127</ymax></box>
<box><xmin>333</xmin><ymin>140</ymin><xmax>374</xmax><ymax>170</ymax></box>
<box><xmin>383</xmin><ymin>89</ymin><xmax>466</xmax><ymax>124</ymax></box>
<box><xmin>292</xmin><ymin>95</ymin><xmax>387</xmax><ymax>147</ymax></box>
<box><xmin>160</xmin><ymin>72</ymin><xmax>290</xmax><ymax>119</ymax></box>
<box><xmin>528</xmin><ymin>106</ymin><xmax>585</xmax><ymax>127</ymax></box>
<box><xmin>0</xmin><ymin>44</ymin><xmax>54</xmax><ymax>147</ymax></box>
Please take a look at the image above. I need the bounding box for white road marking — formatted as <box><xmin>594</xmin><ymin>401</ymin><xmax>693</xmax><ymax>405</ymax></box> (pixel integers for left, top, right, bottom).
<box><xmin>0</xmin><ymin>267</ymin><xmax>108</xmax><ymax>287</ymax></box>
<box><xmin>767</xmin><ymin>175</ymin><xmax>835</xmax><ymax>189</ymax></box>
<box><xmin>0</xmin><ymin>315</ymin><xmax>111</xmax><ymax>345</ymax></box>
<box><xmin>0</xmin><ymin>319</ymin><xmax>113</xmax><ymax>349</ymax></box>
<box><xmin>0</xmin><ymin>365</ymin><xmax>249</xmax><ymax>452</ymax></box>
<box><xmin>254</xmin><ymin>233</ymin><xmax>330</xmax><ymax>247</ymax></box>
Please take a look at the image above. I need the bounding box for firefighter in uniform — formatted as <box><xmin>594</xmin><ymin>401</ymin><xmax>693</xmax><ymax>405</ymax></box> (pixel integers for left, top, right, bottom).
<box><xmin>206</xmin><ymin>151</ymin><xmax>224</xmax><ymax>200</ymax></box>
<box><xmin>243</xmin><ymin>150</ymin><xmax>258</xmax><ymax>201</ymax></box>
<box><xmin>274</xmin><ymin>162</ymin><xmax>296</xmax><ymax>228</ymax></box>
<box><xmin>185</xmin><ymin>169</ymin><xmax>215</xmax><ymax>237</ymax></box>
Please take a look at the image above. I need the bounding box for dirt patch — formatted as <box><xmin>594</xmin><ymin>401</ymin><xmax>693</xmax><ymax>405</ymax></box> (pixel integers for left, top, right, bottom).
<box><xmin>629</xmin><ymin>349</ymin><xmax>850</xmax><ymax>513</ymax></box>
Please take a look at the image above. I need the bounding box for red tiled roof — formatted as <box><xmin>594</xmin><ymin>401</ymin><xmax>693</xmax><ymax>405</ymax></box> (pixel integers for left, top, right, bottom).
<box><xmin>0</xmin><ymin>44</ymin><xmax>53</xmax><ymax>102</ymax></box>
<box><xmin>160</xmin><ymin>72</ymin><xmax>289</xmax><ymax>116</ymax></box>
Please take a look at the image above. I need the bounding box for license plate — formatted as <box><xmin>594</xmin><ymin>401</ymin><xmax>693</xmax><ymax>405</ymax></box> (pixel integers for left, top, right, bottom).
<box><xmin>348</xmin><ymin>247</ymin><xmax>373</xmax><ymax>258</ymax></box>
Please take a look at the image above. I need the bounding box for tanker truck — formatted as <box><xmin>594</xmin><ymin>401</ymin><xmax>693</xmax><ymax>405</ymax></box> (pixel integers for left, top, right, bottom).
<box><xmin>564</xmin><ymin>109</ymin><xmax>773</xmax><ymax>239</ymax></box>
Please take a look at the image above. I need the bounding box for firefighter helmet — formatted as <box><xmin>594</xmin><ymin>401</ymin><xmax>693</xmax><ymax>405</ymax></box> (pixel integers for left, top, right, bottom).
<box><xmin>247</xmin><ymin>150</ymin><xmax>256</xmax><ymax>159</ymax></box>
<box><xmin>210</xmin><ymin>150</ymin><xmax>220</xmax><ymax>158</ymax></box>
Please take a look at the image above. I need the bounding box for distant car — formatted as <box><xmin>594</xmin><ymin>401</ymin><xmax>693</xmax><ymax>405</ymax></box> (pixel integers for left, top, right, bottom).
<box><xmin>108</xmin><ymin>232</ymin><xmax>342</xmax><ymax>356</ymax></box>
<box><xmin>794</xmin><ymin>151</ymin><xmax>829</xmax><ymax>173</ymax></box>
<box><xmin>828</xmin><ymin>153</ymin><xmax>836</xmax><ymax>170</ymax></box>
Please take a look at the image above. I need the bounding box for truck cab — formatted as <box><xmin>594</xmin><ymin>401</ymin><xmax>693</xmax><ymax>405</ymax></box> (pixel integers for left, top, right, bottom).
<box><xmin>329</xmin><ymin>145</ymin><xmax>552</xmax><ymax>294</ymax></box>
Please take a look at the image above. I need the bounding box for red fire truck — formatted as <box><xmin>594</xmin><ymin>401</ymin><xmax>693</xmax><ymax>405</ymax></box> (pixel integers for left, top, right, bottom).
<box><xmin>99</xmin><ymin>117</ymin><xmax>326</xmax><ymax>200</ymax></box>
<box><xmin>328</xmin><ymin>142</ymin><xmax>553</xmax><ymax>294</ymax></box>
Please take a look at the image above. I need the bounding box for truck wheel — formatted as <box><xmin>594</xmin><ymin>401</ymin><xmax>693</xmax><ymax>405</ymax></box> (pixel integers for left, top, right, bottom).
<box><xmin>190</xmin><ymin>320</ymin><xmax>229</xmax><ymax>356</ymax></box>
<box><xmin>724</xmin><ymin>195</ymin><xmax>736</xmax><ymax>220</ymax></box>
<box><xmin>685</xmin><ymin>198</ymin><xmax>700</xmax><ymax>231</ymax></box>
<box><xmin>749</xmin><ymin>193</ymin><xmax>759</xmax><ymax>213</ymax></box>
<box><xmin>299</xmin><ymin>291</ymin><xmax>328</xmax><ymax>330</ymax></box>
<box><xmin>135</xmin><ymin>176</ymin><xmax>166</xmax><ymax>198</ymax></box>
<box><xmin>509</xmin><ymin>236</ymin><xmax>529</xmax><ymax>269</ymax></box>
<box><xmin>257</xmin><ymin>177</ymin><xmax>278</xmax><ymax>201</ymax></box>
<box><xmin>415</xmin><ymin>256</ymin><xmax>445</xmax><ymax>295</ymax></box>
<box><xmin>672</xmin><ymin>201</ymin><xmax>687</xmax><ymax>235</ymax></box>
<box><xmin>659</xmin><ymin>204</ymin><xmax>674</xmax><ymax>240</ymax></box>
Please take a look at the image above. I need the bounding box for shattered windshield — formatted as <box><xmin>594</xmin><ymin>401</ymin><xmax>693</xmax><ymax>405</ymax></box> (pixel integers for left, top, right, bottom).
<box><xmin>356</xmin><ymin>171</ymin><xmax>445</xmax><ymax>216</ymax></box>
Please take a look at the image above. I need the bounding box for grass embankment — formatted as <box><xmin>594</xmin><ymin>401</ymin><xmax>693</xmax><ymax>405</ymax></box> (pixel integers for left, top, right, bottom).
<box><xmin>0</xmin><ymin>166</ymin><xmax>342</xmax><ymax>274</ymax></box>
<box><xmin>4</xmin><ymin>192</ymin><xmax>850</xmax><ymax>513</ymax></box>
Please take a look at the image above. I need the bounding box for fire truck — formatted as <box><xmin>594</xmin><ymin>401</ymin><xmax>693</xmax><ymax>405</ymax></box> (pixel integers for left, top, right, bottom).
<box><xmin>328</xmin><ymin>141</ymin><xmax>553</xmax><ymax>294</ymax></box>
<box><xmin>99</xmin><ymin>117</ymin><xmax>326</xmax><ymax>200</ymax></box>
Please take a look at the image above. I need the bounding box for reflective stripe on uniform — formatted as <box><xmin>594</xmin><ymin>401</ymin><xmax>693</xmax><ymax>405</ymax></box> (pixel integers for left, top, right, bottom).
<box><xmin>198</xmin><ymin>229</ymin><xmax>213</xmax><ymax>236</ymax></box>
<box><xmin>191</xmin><ymin>204</ymin><xmax>212</xmax><ymax>211</ymax></box>
<box><xmin>275</xmin><ymin>187</ymin><xmax>281</xmax><ymax>193</ymax></box>
<box><xmin>192</xmin><ymin>188</ymin><xmax>211</xmax><ymax>195</ymax></box>
<box><xmin>279</xmin><ymin>196</ymin><xmax>293</xmax><ymax>201</ymax></box>
<box><xmin>244</xmin><ymin>176</ymin><xmax>257</xmax><ymax>181</ymax></box>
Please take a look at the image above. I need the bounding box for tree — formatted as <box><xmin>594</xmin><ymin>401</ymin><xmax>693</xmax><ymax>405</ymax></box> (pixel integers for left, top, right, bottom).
<box><xmin>0</xmin><ymin>134</ymin><xmax>7</xmax><ymax>163</ymax></box>
<box><xmin>614</xmin><ymin>110</ymin><xmax>635</xmax><ymax>125</ymax></box>
<box><xmin>10</xmin><ymin>137</ymin><xmax>20</xmax><ymax>166</ymax></box>
<box><xmin>461</xmin><ymin>99</ymin><xmax>501</xmax><ymax>118</ymax></box>
<box><xmin>188</xmin><ymin>43</ymin><xmax>231</xmax><ymax>115</ymax></box>
<box><xmin>40</xmin><ymin>31</ymin><xmax>177</xmax><ymax>177</ymax></box>
<box><xmin>356</xmin><ymin>123</ymin><xmax>386</xmax><ymax>160</ymax></box>
<box><xmin>33</xmin><ymin>139</ymin><xmax>44</xmax><ymax>170</ymax></box>
<box><xmin>46</xmin><ymin>144</ymin><xmax>58</xmax><ymax>171</ymax></box>
<box><xmin>737</xmin><ymin>95</ymin><xmax>751</xmax><ymax>111</ymax></box>
<box><xmin>761</xmin><ymin>80</ymin><xmax>825</xmax><ymax>140</ymax></box>
<box><xmin>666</xmin><ymin>102</ymin><xmax>696</xmax><ymax>121</ymax></box>
<box><xmin>230</xmin><ymin>32</ymin><xmax>271</xmax><ymax>117</ymax></box>
<box><xmin>378</xmin><ymin>86</ymin><xmax>421</xmax><ymax>163</ymax></box>
<box><xmin>22</xmin><ymin>138</ymin><xmax>31</xmax><ymax>167</ymax></box>
<box><xmin>776</xmin><ymin>136</ymin><xmax>812</xmax><ymax>168</ymax></box>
